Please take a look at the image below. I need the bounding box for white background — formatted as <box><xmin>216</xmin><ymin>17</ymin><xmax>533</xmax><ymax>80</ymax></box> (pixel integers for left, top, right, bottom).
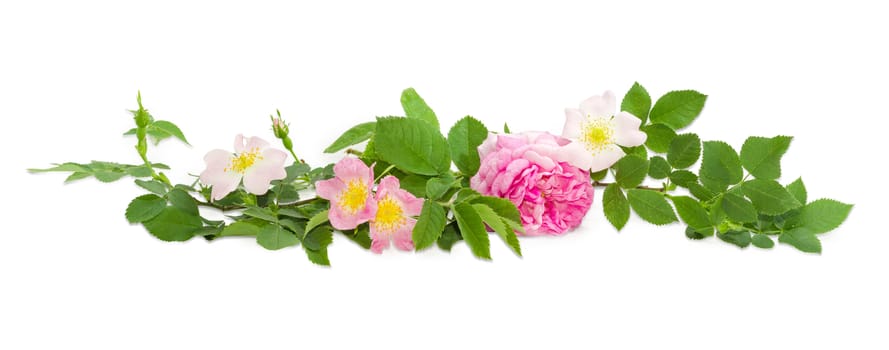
<box><xmin>2</xmin><ymin>1</ymin><xmax>886</xmax><ymax>349</ymax></box>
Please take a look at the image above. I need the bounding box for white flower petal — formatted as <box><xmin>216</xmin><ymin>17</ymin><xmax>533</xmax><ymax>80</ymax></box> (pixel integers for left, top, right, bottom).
<box><xmin>562</xmin><ymin>108</ymin><xmax>584</xmax><ymax>139</ymax></box>
<box><xmin>588</xmin><ymin>144</ymin><xmax>625</xmax><ymax>173</ymax></box>
<box><xmin>557</xmin><ymin>140</ymin><xmax>596</xmax><ymax>171</ymax></box>
<box><xmin>613</xmin><ymin>111</ymin><xmax>647</xmax><ymax>147</ymax></box>
<box><xmin>233</xmin><ymin>134</ymin><xmax>247</xmax><ymax>153</ymax></box>
<box><xmin>579</xmin><ymin>91</ymin><xmax>616</xmax><ymax>118</ymax></box>
<box><xmin>245</xmin><ymin>136</ymin><xmax>271</xmax><ymax>151</ymax></box>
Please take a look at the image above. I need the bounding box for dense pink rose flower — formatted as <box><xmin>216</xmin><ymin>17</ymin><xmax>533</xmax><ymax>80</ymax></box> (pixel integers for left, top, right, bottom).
<box><xmin>470</xmin><ymin>132</ymin><xmax>595</xmax><ymax>235</ymax></box>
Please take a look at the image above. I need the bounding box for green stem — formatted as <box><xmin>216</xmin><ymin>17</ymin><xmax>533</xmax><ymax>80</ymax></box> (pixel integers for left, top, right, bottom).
<box><xmin>374</xmin><ymin>164</ymin><xmax>397</xmax><ymax>182</ymax></box>
<box><xmin>593</xmin><ymin>181</ymin><xmax>665</xmax><ymax>192</ymax></box>
<box><xmin>196</xmin><ymin>196</ymin><xmax>320</xmax><ymax>212</ymax></box>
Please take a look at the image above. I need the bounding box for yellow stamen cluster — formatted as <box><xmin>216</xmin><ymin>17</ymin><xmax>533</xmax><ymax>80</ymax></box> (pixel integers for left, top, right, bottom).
<box><xmin>337</xmin><ymin>180</ymin><xmax>369</xmax><ymax>214</ymax></box>
<box><xmin>581</xmin><ymin>115</ymin><xmax>615</xmax><ymax>155</ymax></box>
<box><xmin>226</xmin><ymin>148</ymin><xmax>263</xmax><ymax>173</ymax></box>
<box><xmin>373</xmin><ymin>195</ymin><xmax>406</xmax><ymax>233</ymax></box>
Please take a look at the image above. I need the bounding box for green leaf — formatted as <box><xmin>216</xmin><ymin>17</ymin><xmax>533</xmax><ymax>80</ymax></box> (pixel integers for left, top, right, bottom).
<box><xmin>623</xmin><ymin>145</ymin><xmax>648</xmax><ymax>160</ymax></box>
<box><xmin>718</xmin><ymin>230</ymin><xmax>752</xmax><ymax>248</ymax></box>
<box><xmin>283</xmin><ymin>163</ymin><xmax>311</xmax><ymax>182</ymax></box>
<box><xmin>447</xmin><ymin>116</ymin><xmax>489</xmax><ymax>176</ymax></box>
<box><xmin>786</xmin><ymin>177</ymin><xmax>807</xmax><ymax>205</ymax></box>
<box><xmin>778</xmin><ymin>228</ymin><xmax>821</xmax><ymax>253</ymax></box>
<box><xmin>453</xmin><ymin>202</ymin><xmax>491</xmax><ymax>260</ymax></box>
<box><xmin>603</xmin><ymin>184</ymin><xmax>630</xmax><ymax>230</ymax></box>
<box><xmin>374</xmin><ymin>117</ymin><xmax>451</xmax><ymax>176</ymax></box>
<box><xmin>621</xmin><ymin>82</ymin><xmax>652</xmax><ymax>123</ymax></box>
<box><xmin>167</xmin><ymin>189</ymin><xmax>198</xmax><ymax>216</ymax></box>
<box><xmin>303</xmin><ymin>227</ymin><xmax>333</xmax><ymax>266</ymax></box>
<box><xmin>412</xmin><ymin>201</ymin><xmax>448</xmax><ymax>251</ymax></box>
<box><xmin>752</xmin><ymin>234</ymin><xmax>775</xmax><ymax>249</ymax></box>
<box><xmin>437</xmin><ymin>225</ymin><xmax>461</xmax><ymax>251</ymax></box>
<box><xmin>687</xmin><ymin>182</ymin><xmax>715</xmax><ymax>201</ymax></box>
<box><xmin>503</xmin><ymin>123</ymin><xmax>511</xmax><ymax>134</ymax></box>
<box><xmin>141</xmin><ymin>207</ymin><xmax>201</xmax><ymax>242</ymax></box>
<box><xmin>257</xmin><ymin>223</ymin><xmax>300</xmax><ymax>250</ymax></box>
<box><xmin>642</xmin><ymin>124</ymin><xmax>676</xmax><ymax>154</ymax></box>
<box><xmin>667</xmin><ymin>133</ymin><xmax>701</xmax><ymax>169</ymax></box>
<box><xmin>740</xmin><ymin>136</ymin><xmax>792</xmax><ymax>180</ymax></box>
<box><xmin>135</xmin><ymin>179</ymin><xmax>167</xmax><ymax>195</ymax></box>
<box><xmin>150</xmin><ymin>120</ymin><xmax>190</xmax><ymax>145</ymax></box>
<box><xmin>799</xmin><ymin>199</ymin><xmax>853</xmax><ymax>234</ymax></box>
<box><xmin>470</xmin><ymin>196</ymin><xmax>521</xmax><ymax>226</ymax></box>
<box><xmin>685</xmin><ymin>226</ymin><xmax>713</xmax><ymax>240</ymax></box>
<box><xmin>426</xmin><ymin>176</ymin><xmax>456</xmax><ymax>200</ymax></box>
<box><xmin>400</xmin><ymin>87</ymin><xmax>439</xmax><ymax>129</ymax></box>
<box><xmin>473</xmin><ymin>204</ymin><xmax>521</xmax><ymax>257</ymax></box>
<box><xmin>305</xmin><ymin>209</ymin><xmax>330</xmax><ymax>234</ymax></box>
<box><xmin>94</xmin><ymin>171</ymin><xmax>127</xmax><ymax>183</ymax></box>
<box><xmin>721</xmin><ymin>192</ymin><xmax>758</xmax><ymax>223</ymax></box>
<box><xmin>243</xmin><ymin>207</ymin><xmax>278</xmax><ymax>222</ymax></box>
<box><xmin>324</xmin><ymin>121</ymin><xmax>376</xmax><ymax>153</ymax></box>
<box><xmin>28</xmin><ymin>162</ymin><xmax>92</xmax><ymax>173</ymax></box>
<box><xmin>670</xmin><ymin>196</ymin><xmax>712</xmax><ymax>232</ymax></box>
<box><xmin>648</xmin><ymin>156</ymin><xmax>671</xmax><ymax>180</ymax></box>
<box><xmin>742</xmin><ymin>179</ymin><xmax>802</xmax><ymax>215</ymax></box>
<box><xmin>627</xmin><ymin>189</ymin><xmax>677</xmax><ymax>225</ymax></box>
<box><xmin>219</xmin><ymin>221</ymin><xmax>261</xmax><ymax>237</ymax></box>
<box><xmin>669</xmin><ymin>170</ymin><xmax>698</xmax><ymax>188</ymax></box>
<box><xmin>125</xmin><ymin>194</ymin><xmax>166</xmax><ymax>223</ymax></box>
<box><xmin>590</xmin><ymin>168</ymin><xmax>608</xmax><ymax>181</ymax></box>
<box><xmin>649</xmin><ymin>90</ymin><xmax>708</xmax><ymax>130</ymax></box>
<box><xmin>399</xmin><ymin>174</ymin><xmax>428</xmax><ymax>198</ymax></box>
<box><xmin>341</xmin><ymin>226</ymin><xmax>372</xmax><ymax>249</ymax></box>
<box><xmin>65</xmin><ymin>172</ymin><xmax>92</xmax><ymax>182</ymax></box>
<box><xmin>700</xmin><ymin>141</ymin><xmax>743</xmax><ymax>192</ymax></box>
<box><xmin>614</xmin><ymin>155</ymin><xmax>649</xmax><ymax>189</ymax></box>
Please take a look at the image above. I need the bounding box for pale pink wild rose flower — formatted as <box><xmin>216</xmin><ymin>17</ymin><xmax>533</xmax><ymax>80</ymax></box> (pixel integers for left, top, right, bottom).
<box><xmin>369</xmin><ymin>176</ymin><xmax>423</xmax><ymax>253</ymax></box>
<box><xmin>200</xmin><ymin>135</ymin><xmax>288</xmax><ymax>200</ymax></box>
<box><xmin>471</xmin><ymin>132</ymin><xmax>594</xmax><ymax>235</ymax></box>
<box><xmin>562</xmin><ymin>91</ymin><xmax>648</xmax><ymax>172</ymax></box>
<box><xmin>315</xmin><ymin>157</ymin><xmax>377</xmax><ymax>231</ymax></box>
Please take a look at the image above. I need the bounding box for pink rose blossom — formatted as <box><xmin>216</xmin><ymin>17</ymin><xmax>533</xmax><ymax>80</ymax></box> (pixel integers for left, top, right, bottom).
<box><xmin>471</xmin><ymin>132</ymin><xmax>595</xmax><ymax>235</ymax></box>
<box><xmin>369</xmin><ymin>176</ymin><xmax>424</xmax><ymax>253</ymax></box>
<box><xmin>315</xmin><ymin>157</ymin><xmax>377</xmax><ymax>231</ymax></box>
<box><xmin>200</xmin><ymin>134</ymin><xmax>288</xmax><ymax>201</ymax></box>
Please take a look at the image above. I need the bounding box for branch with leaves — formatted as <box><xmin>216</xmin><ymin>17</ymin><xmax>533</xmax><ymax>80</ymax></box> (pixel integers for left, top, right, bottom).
<box><xmin>30</xmin><ymin>83</ymin><xmax>852</xmax><ymax>266</ymax></box>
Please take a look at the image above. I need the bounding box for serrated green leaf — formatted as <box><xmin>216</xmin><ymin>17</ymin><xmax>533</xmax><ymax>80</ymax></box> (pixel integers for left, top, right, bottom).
<box><xmin>125</xmin><ymin>194</ymin><xmax>166</xmax><ymax>223</ymax></box>
<box><xmin>799</xmin><ymin>199</ymin><xmax>853</xmax><ymax>234</ymax></box>
<box><xmin>324</xmin><ymin>121</ymin><xmax>376</xmax><ymax>153</ymax></box>
<box><xmin>470</xmin><ymin>196</ymin><xmax>521</xmax><ymax>226</ymax></box>
<box><xmin>621</xmin><ymin>82</ymin><xmax>652</xmax><ymax>123</ymax></box>
<box><xmin>648</xmin><ymin>156</ymin><xmax>671</xmax><ymax>179</ymax></box>
<box><xmin>400</xmin><ymin>87</ymin><xmax>439</xmax><ymax>129</ymax></box>
<box><xmin>778</xmin><ymin>228</ymin><xmax>821</xmax><ymax>253</ymax></box>
<box><xmin>786</xmin><ymin>177</ymin><xmax>807</xmax><ymax>205</ymax></box>
<box><xmin>742</xmin><ymin>179</ymin><xmax>802</xmax><ymax>215</ymax></box>
<box><xmin>135</xmin><ymin>179</ymin><xmax>167</xmax><ymax>195</ymax></box>
<box><xmin>219</xmin><ymin>221</ymin><xmax>261</xmax><ymax>237</ymax></box>
<box><xmin>305</xmin><ymin>209</ymin><xmax>330</xmax><ymax>234</ymax></box>
<box><xmin>398</xmin><ymin>174</ymin><xmax>428</xmax><ymax>198</ymax></box>
<box><xmin>94</xmin><ymin>171</ymin><xmax>127</xmax><ymax>183</ymax></box>
<box><xmin>615</xmin><ymin>155</ymin><xmax>649</xmax><ymax>189</ymax></box>
<box><xmin>642</xmin><ymin>124</ymin><xmax>676</xmax><ymax>154</ymax></box>
<box><xmin>740</xmin><ymin>136</ymin><xmax>792</xmax><ymax>180</ymax></box>
<box><xmin>426</xmin><ymin>176</ymin><xmax>456</xmax><ymax>200</ymax></box>
<box><xmin>649</xmin><ymin>90</ymin><xmax>707</xmax><ymax>130</ymax></box>
<box><xmin>670</xmin><ymin>196</ymin><xmax>712</xmax><ymax>232</ymax></box>
<box><xmin>167</xmin><ymin>188</ymin><xmax>198</xmax><ymax>216</ymax></box>
<box><xmin>667</xmin><ymin>133</ymin><xmax>701</xmax><ymax>169</ymax></box>
<box><xmin>412</xmin><ymin>201</ymin><xmax>448</xmax><ymax>251</ymax></box>
<box><xmin>721</xmin><ymin>192</ymin><xmax>758</xmax><ymax>223</ymax></box>
<box><xmin>65</xmin><ymin>172</ymin><xmax>92</xmax><ymax>182</ymax></box>
<box><xmin>150</xmin><ymin>120</ymin><xmax>189</xmax><ymax>145</ymax></box>
<box><xmin>473</xmin><ymin>204</ymin><xmax>521</xmax><ymax>257</ymax></box>
<box><xmin>709</xmin><ymin>196</ymin><xmax>726</xmax><ymax>225</ymax></box>
<box><xmin>669</xmin><ymin>170</ymin><xmax>698</xmax><ymax>188</ymax></box>
<box><xmin>685</xmin><ymin>226</ymin><xmax>713</xmax><ymax>240</ymax></box>
<box><xmin>590</xmin><ymin>168</ymin><xmax>608</xmax><ymax>181</ymax></box>
<box><xmin>141</xmin><ymin>207</ymin><xmax>201</xmax><ymax>242</ymax></box>
<box><xmin>374</xmin><ymin>117</ymin><xmax>451</xmax><ymax>176</ymax></box>
<box><xmin>623</xmin><ymin>145</ymin><xmax>648</xmax><ymax>160</ymax></box>
<box><xmin>277</xmin><ymin>208</ymin><xmax>306</xmax><ymax>219</ymax></box>
<box><xmin>303</xmin><ymin>227</ymin><xmax>333</xmax><ymax>266</ymax></box>
<box><xmin>627</xmin><ymin>189</ymin><xmax>677</xmax><ymax>225</ymax></box>
<box><xmin>687</xmin><ymin>182</ymin><xmax>716</xmax><ymax>201</ymax></box>
<box><xmin>603</xmin><ymin>184</ymin><xmax>630</xmax><ymax>230</ymax></box>
<box><xmin>257</xmin><ymin>223</ymin><xmax>300</xmax><ymax>250</ymax></box>
<box><xmin>28</xmin><ymin>162</ymin><xmax>92</xmax><ymax>174</ymax></box>
<box><xmin>243</xmin><ymin>207</ymin><xmax>278</xmax><ymax>222</ymax></box>
<box><xmin>437</xmin><ymin>225</ymin><xmax>461</xmax><ymax>251</ymax></box>
<box><xmin>700</xmin><ymin>141</ymin><xmax>743</xmax><ymax>192</ymax></box>
<box><xmin>448</xmin><ymin>116</ymin><xmax>489</xmax><ymax>176</ymax></box>
<box><xmin>752</xmin><ymin>234</ymin><xmax>775</xmax><ymax>249</ymax></box>
<box><xmin>453</xmin><ymin>202</ymin><xmax>491</xmax><ymax>260</ymax></box>
<box><xmin>718</xmin><ymin>230</ymin><xmax>752</xmax><ymax>248</ymax></box>
<box><xmin>340</xmin><ymin>226</ymin><xmax>371</xmax><ymax>249</ymax></box>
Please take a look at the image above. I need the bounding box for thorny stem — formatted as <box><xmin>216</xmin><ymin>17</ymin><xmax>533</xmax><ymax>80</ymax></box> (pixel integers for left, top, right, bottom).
<box><xmin>592</xmin><ymin>181</ymin><xmax>666</xmax><ymax>192</ymax></box>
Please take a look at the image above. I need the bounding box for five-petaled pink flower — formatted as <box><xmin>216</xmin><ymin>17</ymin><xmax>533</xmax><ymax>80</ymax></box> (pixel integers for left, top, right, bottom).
<box><xmin>315</xmin><ymin>157</ymin><xmax>377</xmax><ymax>231</ymax></box>
<box><xmin>369</xmin><ymin>176</ymin><xmax>423</xmax><ymax>253</ymax></box>
<box><xmin>200</xmin><ymin>135</ymin><xmax>288</xmax><ymax>200</ymax></box>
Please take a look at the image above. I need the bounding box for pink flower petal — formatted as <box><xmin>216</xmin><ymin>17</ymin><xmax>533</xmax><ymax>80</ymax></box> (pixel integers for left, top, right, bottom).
<box><xmin>333</xmin><ymin>157</ymin><xmax>374</xmax><ymax>186</ymax></box>
<box><xmin>242</xmin><ymin>149</ymin><xmax>287</xmax><ymax>195</ymax></box>
<box><xmin>315</xmin><ymin>178</ymin><xmax>345</xmax><ymax>201</ymax></box>
<box><xmin>245</xmin><ymin>136</ymin><xmax>271</xmax><ymax>151</ymax></box>
<box><xmin>392</xmin><ymin>219</ymin><xmax>416</xmax><ymax>251</ymax></box>
<box><xmin>370</xmin><ymin>225</ymin><xmax>391</xmax><ymax>254</ymax></box>
<box><xmin>613</xmin><ymin>111</ymin><xmax>647</xmax><ymax>147</ymax></box>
